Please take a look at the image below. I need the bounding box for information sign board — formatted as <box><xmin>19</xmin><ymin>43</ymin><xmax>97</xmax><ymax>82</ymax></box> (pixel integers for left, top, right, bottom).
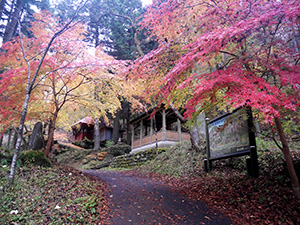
<box><xmin>207</xmin><ymin>108</ymin><xmax>251</xmax><ymax>160</ymax></box>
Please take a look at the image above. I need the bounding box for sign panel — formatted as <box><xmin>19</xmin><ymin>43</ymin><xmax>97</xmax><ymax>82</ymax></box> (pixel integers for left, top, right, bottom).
<box><xmin>207</xmin><ymin>108</ymin><xmax>251</xmax><ymax>160</ymax></box>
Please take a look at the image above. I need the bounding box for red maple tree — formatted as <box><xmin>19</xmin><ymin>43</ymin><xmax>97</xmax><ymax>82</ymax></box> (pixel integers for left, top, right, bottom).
<box><xmin>129</xmin><ymin>0</ymin><xmax>300</xmax><ymax>198</ymax></box>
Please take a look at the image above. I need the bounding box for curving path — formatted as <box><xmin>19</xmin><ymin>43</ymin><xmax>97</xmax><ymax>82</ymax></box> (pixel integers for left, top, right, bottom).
<box><xmin>83</xmin><ymin>170</ymin><xmax>232</xmax><ymax>225</ymax></box>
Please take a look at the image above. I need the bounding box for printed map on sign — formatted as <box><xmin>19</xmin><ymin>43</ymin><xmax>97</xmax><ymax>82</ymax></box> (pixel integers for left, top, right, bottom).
<box><xmin>208</xmin><ymin>109</ymin><xmax>250</xmax><ymax>159</ymax></box>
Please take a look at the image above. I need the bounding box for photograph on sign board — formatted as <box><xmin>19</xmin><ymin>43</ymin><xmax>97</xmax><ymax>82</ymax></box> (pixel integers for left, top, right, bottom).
<box><xmin>208</xmin><ymin>108</ymin><xmax>250</xmax><ymax>159</ymax></box>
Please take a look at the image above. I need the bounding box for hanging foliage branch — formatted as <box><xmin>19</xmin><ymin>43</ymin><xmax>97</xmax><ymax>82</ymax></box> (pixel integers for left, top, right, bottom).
<box><xmin>128</xmin><ymin>0</ymin><xmax>300</xmax><ymax>198</ymax></box>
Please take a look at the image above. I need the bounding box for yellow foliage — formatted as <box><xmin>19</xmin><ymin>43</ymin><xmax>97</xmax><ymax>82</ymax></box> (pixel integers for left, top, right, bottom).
<box><xmin>0</xmin><ymin>11</ymin><xmax>143</xmax><ymax>131</ymax></box>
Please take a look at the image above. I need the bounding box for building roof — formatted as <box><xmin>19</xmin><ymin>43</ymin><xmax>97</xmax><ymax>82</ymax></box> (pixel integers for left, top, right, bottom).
<box><xmin>71</xmin><ymin>117</ymin><xmax>94</xmax><ymax>128</ymax></box>
<box><xmin>129</xmin><ymin>107</ymin><xmax>182</xmax><ymax>125</ymax></box>
<box><xmin>71</xmin><ymin>117</ymin><xmax>112</xmax><ymax>129</ymax></box>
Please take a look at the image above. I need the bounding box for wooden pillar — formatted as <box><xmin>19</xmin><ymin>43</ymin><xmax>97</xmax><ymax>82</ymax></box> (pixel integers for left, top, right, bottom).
<box><xmin>177</xmin><ymin>118</ymin><xmax>182</xmax><ymax>142</ymax></box>
<box><xmin>145</xmin><ymin>123</ymin><xmax>148</xmax><ymax>136</ymax></box>
<box><xmin>131</xmin><ymin>124</ymin><xmax>134</xmax><ymax>150</ymax></box>
<box><xmin>150</xmin><ymin>118</ymin><xmax>153</xmax><ymax>143</ymax></box>
<box><xmin>139</xmin><ymin>120</ymin><xmax>143</xmax><ymax>147</ymax></box>
<box><xmin>162</xmin><ymin>109</ymin><xmax>166</xmax><ymax>141</ymax></box>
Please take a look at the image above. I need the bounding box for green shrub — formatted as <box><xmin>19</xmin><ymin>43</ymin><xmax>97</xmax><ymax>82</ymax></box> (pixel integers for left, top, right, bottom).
<box><xmin>0</xmin><ymin>148</ymin><xmax>13</xmax><ymax>167</ymax></box>
<box><xmin>72</xmin><ymin>137</ymin><xmax>94</xmax><ymax>149</ymax></box>
<box><xmin>107</xmin><ymin>144</ymin><xmax>131</xmax><ymax>157</ymax></box>
<box><xmin>105</xmin><ymin>141</ymin><xmax>114</xmax><ymax>148</ymax></box>
<box><xmin>140</xmin><ymin>142</ymin><xmax>205</xmax><ymax>177</ymax></box>
<box><xmin>21</xmin><ymin>150</ymin><xmax>52</xmax><ymax>167</ymax></box>
<box><xmin>72</xmin><ymin>140</ymin><xmax>81</xmax><ymax>147</ymax></box>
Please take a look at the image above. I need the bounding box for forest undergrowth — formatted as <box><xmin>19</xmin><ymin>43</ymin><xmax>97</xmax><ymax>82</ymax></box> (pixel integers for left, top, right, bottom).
<box><xmin>0</xmin><ymin>163</ymin><xmax>109</xmax><ymax>224</ymax></box>
<box><xmin>1</xmin><ymin>138</ymin><xmax>299</xmax><ymax>224</ymax></box>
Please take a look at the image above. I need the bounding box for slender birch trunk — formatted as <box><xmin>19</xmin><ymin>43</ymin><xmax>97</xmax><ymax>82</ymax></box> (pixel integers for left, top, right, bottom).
<box><xmin>9</xmin><ymin>93</ymin><xmax>30</xmax><ymax>186</ymax></box>
<box><xmin>8</xmin><ymin>1</ymin><xmax>86</xmax><ymax>186</ymax></box>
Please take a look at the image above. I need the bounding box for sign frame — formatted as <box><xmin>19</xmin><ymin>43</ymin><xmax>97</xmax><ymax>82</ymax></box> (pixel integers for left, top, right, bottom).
<box><xmin>205</xmin><ymin>107</ymin><xmax>259</xmax><ymax>177</ymax></box>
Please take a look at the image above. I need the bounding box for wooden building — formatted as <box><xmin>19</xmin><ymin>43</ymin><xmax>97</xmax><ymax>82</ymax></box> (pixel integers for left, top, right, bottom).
<box><xmin>71</xmin><ymin>117</ymin><xmax>113</xmax><ymax>142</ymax></box>
<box><xmin>71</xmin><ymin>117</ymin><xmax>94</xmax><ymax>141</ymax></box>
<box><xmin>130</xmin><ymin>107</ymin><xmax>190</xmax><ymax>153</ymax></box>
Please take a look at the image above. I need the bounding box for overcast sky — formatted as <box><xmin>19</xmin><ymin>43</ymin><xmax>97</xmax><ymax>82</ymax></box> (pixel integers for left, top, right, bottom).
<box><xmin>142</xmin><ymin>0</ymin><xmax>152</xmax><ymax>6</ymax></box>
<box><xmin>50</xmin><ymin>0</ymin><xmax>153</xmax><ymax>7</ymax></box>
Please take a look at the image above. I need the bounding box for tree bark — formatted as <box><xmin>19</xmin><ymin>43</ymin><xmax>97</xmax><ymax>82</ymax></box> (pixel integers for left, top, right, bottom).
<box><xmin>126</xmin><ymin>112</ymin><xmax>131</xmax><ymax>145</ymax></box>
<box><xmin>0</xmin><ymin>132</ymin><xmax>3</xmax><ymax>147</ymax></box>
<box><xmin>110</xmin><ymin>12</ymin><xmax>144</xmax><ymax>58</ymax></box>
<box><xmin>3</xmin><ymin>0</ymin><xmax>23</xmax><ymax>44</ymax></box>
<box><xmin>274</xmin><ymin>117</ymin><xmax>300</xmax><ymax>199</ymax></box>
<box><xmin>95</xmin><ymin>26</ymin><xmax>100</xmax><ymax>48</ymax></box>
<box><xmin>112</xmin><ymin>110</ymin><xmax>121</xmax><ymax>144</ymax></box>
<box><xmin>7</xmin><ymin>128</ymin><xmax>12</xmax><ymax>148</ymax></box>
<box><xmin>132</xmin><ymin>24</ymin><xmax>144</xmax><ymax>57</ymax></box>
<box><xmin>94</xmin><ymin>118</ymin><xmax>100</xmax><ymax>151</ymax></box>
<box><xmin>12</xmin><ymin>128</ymin><xmax>18</xmax><ymax>148</ymax></box>
<box><xmin>9</xmin><ymin>92</ymin><xmax>30</xmax><ymax>186</ymax></box>
<box><xmin>0</xmin><ymin>0</ymin><xmax>7</xmax><ymax>19</ymax></box>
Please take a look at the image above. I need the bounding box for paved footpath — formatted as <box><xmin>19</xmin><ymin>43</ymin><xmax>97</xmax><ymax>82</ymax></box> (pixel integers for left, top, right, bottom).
<box><xmin>83</xmin><ymin>170</ymin><xmax>232</xmax><ymax>225</ymax></box>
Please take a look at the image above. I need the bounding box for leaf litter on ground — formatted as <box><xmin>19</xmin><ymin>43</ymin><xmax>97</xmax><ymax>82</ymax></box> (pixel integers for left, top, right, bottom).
<box><xmin>123</xmin><ymin>144</ymin><xmax>300</xmax><ymax>225</ymax></box>
<box><xmin>0</xmin><ymin>165</ymin><xmax>110</xmax><ymax>224</ymax></box>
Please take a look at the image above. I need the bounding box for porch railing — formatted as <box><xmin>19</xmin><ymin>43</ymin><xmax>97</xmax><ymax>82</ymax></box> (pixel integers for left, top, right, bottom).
<box><xmin>132</xmin><ymin>130</ymin><xmax>190</xmax><ymax>149</ymax></box>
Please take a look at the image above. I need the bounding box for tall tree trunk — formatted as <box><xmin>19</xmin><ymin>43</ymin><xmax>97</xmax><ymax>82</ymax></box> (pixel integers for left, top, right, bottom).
<box><xmin>12</xmin><ymin>128</ymin><xmax>18</xmax><ymax>148</ymax></box>
<box><xmin>9</xmin><ymin>92</ymin><xmax>30</xmax><ymax>186</ymax></box>
<box><xmin>94</xmin><ymin>118</ymin><xmax>100</xmax><ymax>151</ymax></box>
<box><xmin>112</xmin><ymin>110</ymin><xmax>121</xmax><ymax>144</ymax></box>
<box><xmin>126</xmin><ymin>107</ymin><xmax>131</xmax><ymax>145</ymax></box>
<box><xmin>110</xmin><ymin>12</ymin><xmax>145</xmax><ymax>58</ymax></box>
<box><xmin>95</xmin><ymin>26</ymin><xmax>100</xmax><ymax>47</ymax></box>
<box><xmin>133</xmin><ymin>25</ymin><xmax>144</xmax><ymax>57</ymax></box>
<box><xmin>0</xmin><ymin>0</ymin><xmax>7</xmax><ymax>19</ymax></box>
<box><xmin>3</xmin><ymin>0</ymin><xmax>23</xmax><ymax>44</ymax></box>
<box><xmin>7</xmin><ymin>128</ymin><xmax>12</xmax><ymax>148</ymax></box>
<box><xmin>45</xmin><ymin>113</ymin><xmax>57</xmax><ymax>158</ymax></box>
<box><xmin>0</xmin><ymin>132</ymin><xmax>3</xmax><ymax>147</ymax></box>
<box><xmin>274</xmin><ymin>117</ymin><xmax>300</xmax><ymax>199</ymax></box>
<box><xmin>2</xmin><ymin>0</ymin><xmax>14</xmax><ymax>33</ymax></box>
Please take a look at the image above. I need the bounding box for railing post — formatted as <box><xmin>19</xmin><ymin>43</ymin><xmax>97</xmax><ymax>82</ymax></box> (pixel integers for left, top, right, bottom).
<box><xmin>139</xmin><ymin>120</ymin><xmax>143</xmax><ymax>147</ymax></box>
<box><xmin>150</xmin><ymin>118</ymin><xmax>153</xmax><ymax>144</ymax></box>
<box><xmin>131</xmin><ymin>124</ymin><xmax>134</xmax><ymax>150</ymax></box>
<box><xmin>177</xmin><ymin>118</ymin><xmax>182</xmax><ymax>142</ymax></box>
<box><xmin>162</xmin><ymin>109</ymin><xmax>166</xmax><ymax>141</ymax></box>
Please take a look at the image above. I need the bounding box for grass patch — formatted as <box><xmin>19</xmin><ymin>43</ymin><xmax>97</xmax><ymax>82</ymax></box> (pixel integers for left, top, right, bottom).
<box><xmin>140</xmin><ymin>142</ymin><xmax>204</xmax><ymax>177</ymax></box>
<box><xmin>52</xmin><ymin>143</ymin><xmax>132</xmax><ymax>170</ymax></box>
